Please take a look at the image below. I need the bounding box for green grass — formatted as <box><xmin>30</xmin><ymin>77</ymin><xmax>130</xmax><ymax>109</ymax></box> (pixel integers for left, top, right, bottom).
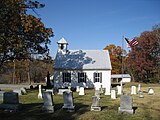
<box><xmin>0</xmin><ymin>83</ymin><xmax>160</xmax><ymax>120</ymax></box>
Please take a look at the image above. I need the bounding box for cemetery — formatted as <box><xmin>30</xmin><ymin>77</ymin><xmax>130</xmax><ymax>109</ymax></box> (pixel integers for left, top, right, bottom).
<box><xmin>0</xmin><ymin>82</ymin><xmax>160</xmax><ymax>120</ymax></box>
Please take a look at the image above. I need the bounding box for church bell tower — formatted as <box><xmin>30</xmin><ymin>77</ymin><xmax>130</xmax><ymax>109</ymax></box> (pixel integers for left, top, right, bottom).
<box><xmin>57</xmin><ymin>37</ymin><xmax>68</xmax><ymax>54</ymax></box>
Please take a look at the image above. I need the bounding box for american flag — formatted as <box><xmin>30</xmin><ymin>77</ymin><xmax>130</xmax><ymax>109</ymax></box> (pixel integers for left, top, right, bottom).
<box><xmin>125</xmin><ymin>38</ymin><xmax>138</xmax><ymax>48</ymax></box>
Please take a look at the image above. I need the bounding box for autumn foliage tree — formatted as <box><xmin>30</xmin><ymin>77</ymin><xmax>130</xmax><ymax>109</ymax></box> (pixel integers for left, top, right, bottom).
<box><xmin>0</xmin><ymin>0</ymin><xmax>53</xmax><ymax>68</ymax></box>
<box><xmin>127</xmin><ymin>25</ymin><xmax>160</xmax><ymax>82</ymax></box>
<box><xmin>104</xmin><ymin>44</ymin><xmax>127</xmax><ymax>74</ymax></box>
<box><xmin>0</xmin><ymin>0</ymin><xmax>54</xmax><ymax>84</ymax></box>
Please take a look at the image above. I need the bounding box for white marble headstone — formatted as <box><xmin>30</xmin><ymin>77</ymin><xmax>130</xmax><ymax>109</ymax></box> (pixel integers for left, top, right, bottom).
<box><xmin>38</xmin><ymin>85</ymin><xmax>42</xmax><ymax>99</ymax></box>
<box><xmin>76</xmin><ymin>86</ymin><xmax>80</xmax><ymax>92</ymax></box>
<box><xmin>79</xmin><ymin>87</ymin><xmax>85</xmax><ymax>95</ymax></box>
<box><xmin>117</xmin><ymin>86</ymin><xmax>122</xmax><ymax>95</ymax></box>
<box><xmin>111</xmin><ymin>90</ymin><xmax>116</xmax><ymax>99</ymax></box>
<box><xmin>137</xmin><ymin>84</ymin><xmax>141</xmax><ymax>92</ymax></box>
<box><xmin>148</xmin><ymin>88</ymin><xmax>154</xmax><ymax>95</ymax></box>
<box><xmin>131</xmin><ymin>86</ymin><xmax>136</xmax><ymax>95</ymax></box>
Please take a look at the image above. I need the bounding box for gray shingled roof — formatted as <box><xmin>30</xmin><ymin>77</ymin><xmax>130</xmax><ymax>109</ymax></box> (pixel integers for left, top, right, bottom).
<box><xmin>54</xmin><ymin>50</ymin><xmax>112</xmax><ymax>70</ymax></box>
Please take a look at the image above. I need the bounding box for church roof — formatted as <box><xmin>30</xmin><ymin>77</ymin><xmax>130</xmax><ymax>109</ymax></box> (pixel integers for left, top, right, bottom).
<box><xmin>54</xmin><ymin>50</ymin><xmax>112</xmax><ymax>70</ymax></box>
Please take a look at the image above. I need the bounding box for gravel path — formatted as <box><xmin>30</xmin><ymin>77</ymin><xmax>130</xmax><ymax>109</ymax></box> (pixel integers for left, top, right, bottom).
<box><xmin>0</xmin><ymin>84</ymin><xmax>36</xmax><ymax>90</ymax></box>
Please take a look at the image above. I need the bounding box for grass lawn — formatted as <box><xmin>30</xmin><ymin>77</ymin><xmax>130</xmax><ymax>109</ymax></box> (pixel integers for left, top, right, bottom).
<box><xmin>0</xmin><ymin>82</ymin><xmax>160</xmax><ymax>120</ymax></box>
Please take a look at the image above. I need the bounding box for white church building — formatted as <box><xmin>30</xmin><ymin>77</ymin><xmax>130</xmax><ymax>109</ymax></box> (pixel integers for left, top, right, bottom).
<box><xmin>53</xmin><ymin>38</ymin><xmax>112</xmax><ymax>95</ymax></box>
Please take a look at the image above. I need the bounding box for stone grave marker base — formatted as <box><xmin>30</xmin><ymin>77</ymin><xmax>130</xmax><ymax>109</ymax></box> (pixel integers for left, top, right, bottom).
<box><xmin>42</xmin><ymin>105</ymin><xmax>54</xmax><ymax>113</ymax></box>
<box><xmin>118</xmin><ymin>107</ymin><xmax>133</xmax><ymax>114</ymax></box>
<box><xmin>62</xmin><ymin>105</ymin><xmax>75</xmax><ymax>112</ymax></box>
<box><xmin>0</xmin><ymin>103</ymin><xmax>22</xmax><ymax>111</ymax></box>
<box><xmin>91</xmin><ymin>106</ymin><xmax>101</xmax><ymax>111</ymax></box>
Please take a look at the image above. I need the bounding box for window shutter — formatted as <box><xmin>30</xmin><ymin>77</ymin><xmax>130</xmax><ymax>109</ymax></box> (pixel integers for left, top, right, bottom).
<box><xmin>69</xmin><ymin>73</ymin><xmax>71</xmax><ymax>83</ymax></box>
<box><xmin>100</xmin><ymin>72</ymin><xmax>102</xmax><ymax>83</ymax></box>
<box><xmin>84</xmin><ymin>73</ymin><xmax>87</xmax><ymax>83</ymax></box>
<box><xmin>78</xmin><ymin>72</ymin><xmax>80</xmax><ymax>83</ymax></box>
<box><xmin>62</xmin><ymin>73</ymin><xmax>65</xmax><ymax>83</ymax></box>
<box><xmin>93</xmin><ymin>72</ymin><xmax>96</xmax><ymax>83</ymax></box>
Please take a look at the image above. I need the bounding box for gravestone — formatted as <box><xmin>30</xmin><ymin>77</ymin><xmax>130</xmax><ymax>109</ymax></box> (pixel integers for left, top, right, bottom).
<box><xmin>104</xmin><ymin>87</ymin><xmax>111</xmax><ymax>95</ymax></box>
<box><xmin>46</xmin><ymin>89</ymin><xmax>54</xmax><ymax>95</ymax></box>
<box><xmin>131</xmin><ymin>86</ymin><xmax>136</xmax><ymax>95</ymax></box>
<box><xmin>139</xmin><ymin>91</ymin><xmax>144</xmax><ymax>98</ymax></box>
<box><xmin>118</xmin><ymin>94</ymin><xmax>134</xmax><ymax>114</ymax></box>
<box><xmin>137</xmin><ymin>84</ymin><xmax>141</xmax><ymax>92</ymax></box>
<box><xmin>76</xmin><ymin>86</ymin><xmax>80</xmax><ymax>92</ymax></box>
<box><xmin>20</xmin><ymin>87</ymin><xmax>27</xmax><ymax>95</ymax></box>
<box><xmin>91</xmin><ymin>96</ymin><xmax>101</xmax><ymax>111</ymax></box>
<box><xmin>99</xmin><ymin>85</ymin><xmax>103</xmax><ymax>93</ymax></box>
<box><xmin>58</xmin><ymin>88</ymin><xmax>70</xmax><ymax>95</ymax></box>
<box><xmin>0</xmin><ymin>91</ymin><xmax>5</xmax><ymax>103</ymax></box>
<box><xmin>42</xmin><ymin>91</ymin><xmax>54</xmax><ymax>113</ymax></box>
<box><xmin>79</xmin><ymin>87</ymin><xmax>85</xmax><ymax>95</ymax></box>
<box><xmin>38</xmin><ymin>85</ymin><xmax>42</xmax><ymax>99</ymax></box>
<box><xmin>0</xmin><ymin>92</ymin><xmax>21</xmax><ymax>111</ymax></box>
<box><xmin>13</xmin><ymin>89</ymin><xmax>22</xmax><ymax>95</ymax></box>
<box><xmin>148</xmin><ymin>88</ymin><xmax>154</xmax><ymax>95</ymax></box>
<box><xmin>117</xmin><ymin>85</ymin><xmax>122</xmax><ymax>95</ymax></box>
<box><xmin>62</xmin><ymin>91</ymin><xmax>75</xmax><ymax>112</ymax></box>
<box><xmin>95</xmin><ymin>90</ymin><xmax>100</xmax><ymax>99</ymax></box>
<box><xmin>111</xmin><ymin>90</ymin><xmax>116</xmax><ymax>99</ymax></box>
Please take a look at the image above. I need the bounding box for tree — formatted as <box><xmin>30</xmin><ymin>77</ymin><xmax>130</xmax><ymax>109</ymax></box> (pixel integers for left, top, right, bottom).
<box><xmin>127</xmin><ymin>26</ymin><xmax>160</xmax><ymax>82</ymax></box>
<box><xmin>0</xmin><ymin>0</ymin><xmax>53</xmax><ymax>68</ymax></box>
<box><xmin>104</xmin><ymin>44</ymin><xmax>127</xmax><ymax>74</ymax></box>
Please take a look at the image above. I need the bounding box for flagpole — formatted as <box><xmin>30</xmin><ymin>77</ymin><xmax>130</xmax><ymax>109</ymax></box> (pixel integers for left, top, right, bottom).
<box><xmin>121</xmin><ymin>36</ymin><xmax>124</xmax><ymax>94</ymax></box>
<box><xmin>122</xmin><ymin>36</ymin><xmax>124</xmax><ymax>75</ymax></box>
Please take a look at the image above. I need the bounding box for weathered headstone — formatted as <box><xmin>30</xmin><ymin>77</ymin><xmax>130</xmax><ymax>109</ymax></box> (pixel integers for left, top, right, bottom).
<box><xmin>118</xmin><ymin>94</ymin><xmax>134</xmax><ymax>114</ymax></box>
<box><xmin>62</xmin><ymin>91</ymin><xmax>75</xmax><ymax>112</ymax></box>
<box><xmin>79</xmin><ymin>87</ymin><xmax>85</xmax><ymax>95</ymax></box>
<box><xmin>148</xmin><ymin>88</ymin><xmax>154</xmax><ymax>95</ymax></box>
<box><xmin>42</xmin><ymin>91</ymin><xmax>54</xmax><ymax>113</ymax></box>
<box><xmin>131</xmin><ymin>86</ymin><xmax>136</xmax><ymax>95</ymax></box>
<box><xmin>139</xmin><ymin>91</ymin><xmax>144</xmax><ymax>98</ymax></box>
<box><xmin>117</xmin><ymin>85</ymin><xmax>122</xmax><ymax>95</ymax></box>
<box><xmin>111</xmin><ymin>90</ymin><xmax>116</xmax><ymax>99</ymax></box>
<box><xmin>91</xmin><ymin>96</ymin><xmax>101</xmax><ymax>111</ymax></box>
<box><xmin>95</xmin><ymin>90</ymin><xmax>100</xmax><ymax>99</ymax></box>
<box><xmin>0</xmin><ymin>92</ymin><xmax>21</xmax><ymax>111</ymax></box>
<box><xmin>38</xmin><ymin>85</ymin><xmax>42</xmax><ymax>99</ymax></box>
<box><xmin>99</xmin><ymin>85</ymin><xmax>103</xmax><ymax>93</ymax></box>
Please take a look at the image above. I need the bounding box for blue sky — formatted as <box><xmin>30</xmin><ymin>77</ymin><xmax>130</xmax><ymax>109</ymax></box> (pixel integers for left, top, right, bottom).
<box><xmin>32</xmin><ymin>0</ymin><xmax>160</xmax><ymax>57</ymax></box>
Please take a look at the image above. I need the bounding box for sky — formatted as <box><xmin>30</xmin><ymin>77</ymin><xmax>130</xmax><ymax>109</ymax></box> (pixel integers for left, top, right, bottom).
<box><xmin>32</xmin><ymin>0</ymin><xmax>160</xmax><ymax>58</ymax></box>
